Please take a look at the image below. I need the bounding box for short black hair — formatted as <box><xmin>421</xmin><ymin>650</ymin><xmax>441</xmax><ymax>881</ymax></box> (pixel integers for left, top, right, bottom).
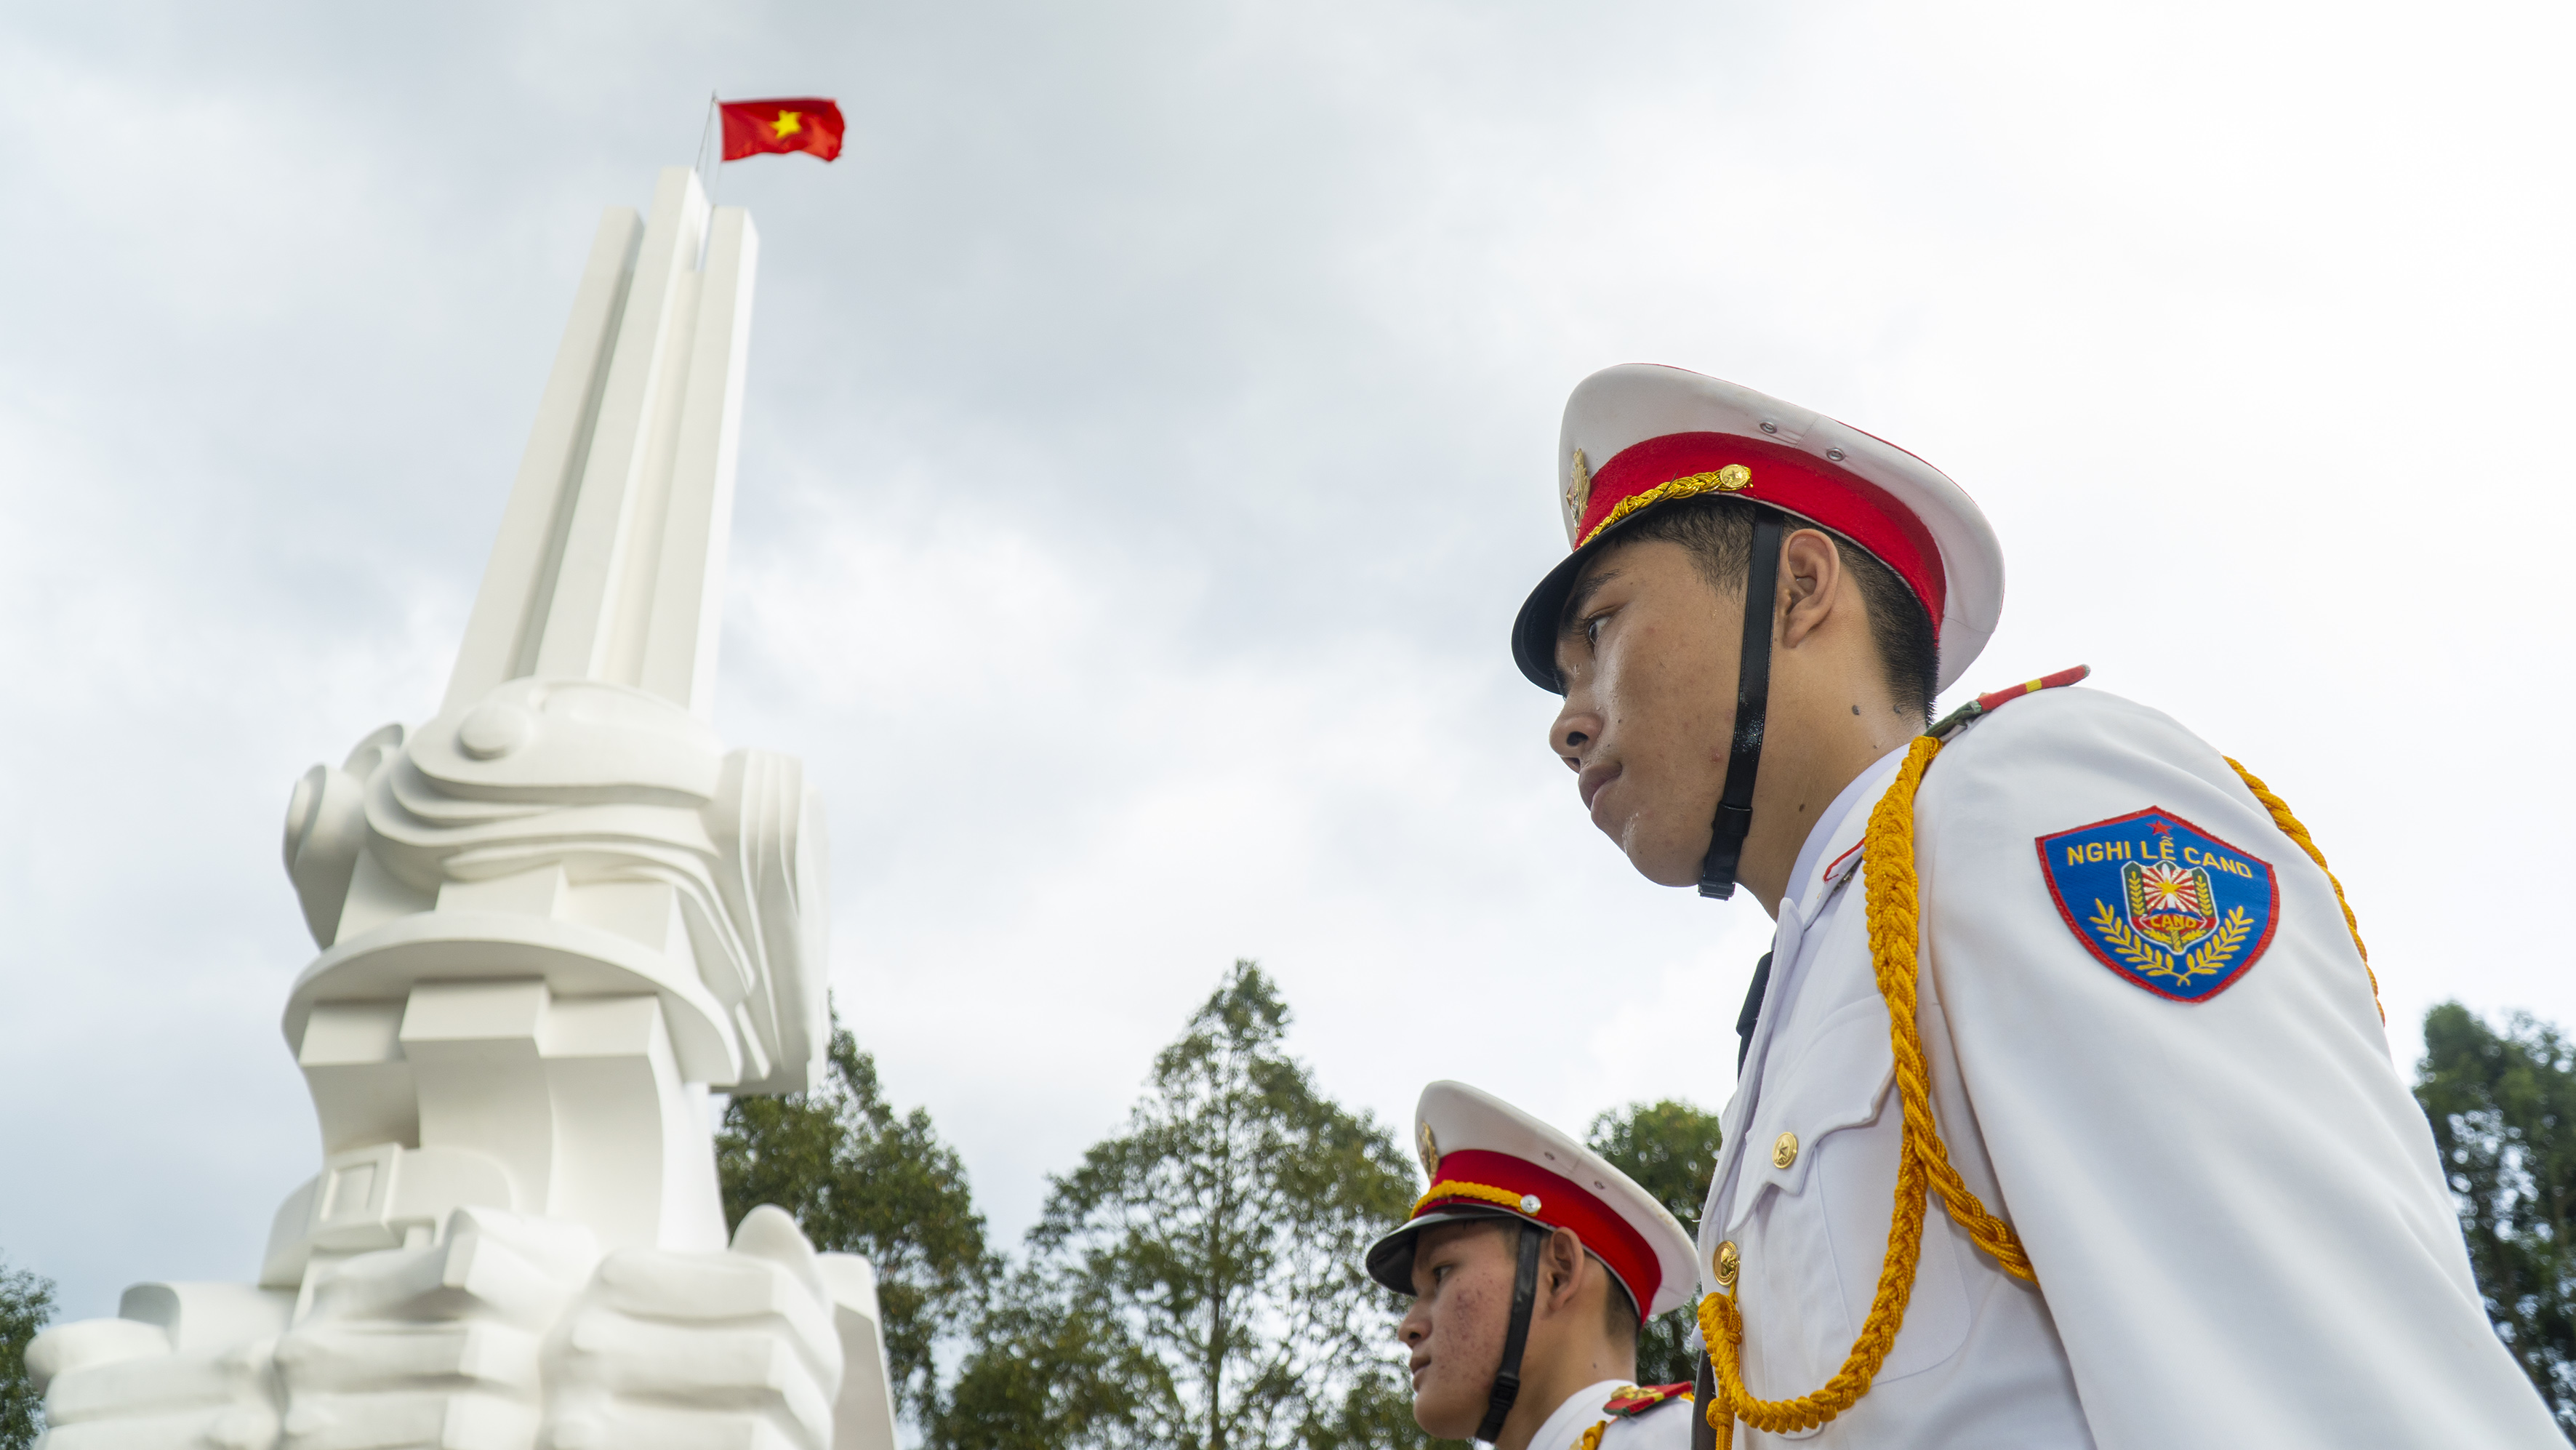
<box><xmin>1602</xmin><ymin>1273</ymin><xmax>1640</xmax><ymax>1349</ymax></box>
<box><xmin>1602</xmin><ymin>495</ymin><xmax>1939</xmax><ymax>725</ymax></box>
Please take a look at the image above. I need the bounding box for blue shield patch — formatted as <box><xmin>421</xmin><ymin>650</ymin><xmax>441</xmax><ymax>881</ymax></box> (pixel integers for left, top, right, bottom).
<box><xmin>2035</xmin><ymin>807</ymin><xmax>2279</xmax><ymax>1003</ymax></box>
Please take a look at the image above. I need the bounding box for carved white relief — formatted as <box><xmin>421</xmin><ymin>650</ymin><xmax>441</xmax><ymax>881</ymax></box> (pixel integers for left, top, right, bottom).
<box><xmin>32</xmin><ymin>1207</ymin><xmax>872</xmax><ymax>1450</ymax></box>
<box><xmin>283</xmin><ymin>678</ymin><xmax>827</xmax><ymax>1099</ymax></box>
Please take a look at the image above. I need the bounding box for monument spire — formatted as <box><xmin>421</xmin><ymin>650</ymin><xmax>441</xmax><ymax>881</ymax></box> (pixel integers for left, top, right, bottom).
<box><xmin>445</xmin><ymin>166</ymin><xmax>756</xmax><ymax>719</ymax></box>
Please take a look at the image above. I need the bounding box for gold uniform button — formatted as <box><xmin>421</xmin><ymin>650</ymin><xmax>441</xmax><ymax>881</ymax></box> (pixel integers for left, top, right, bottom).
<box><xmin>1713</xmin><ymin>1240</ymin><xmax>1741</xmax><ymax>1288</ymax></box>
<box><xmin>1773</xmin><ymin>1131</ymin><xmax>1800</xmax><ymax>1169</ymax></box>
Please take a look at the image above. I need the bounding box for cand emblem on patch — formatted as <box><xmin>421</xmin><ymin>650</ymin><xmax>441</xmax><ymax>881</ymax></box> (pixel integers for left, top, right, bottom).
<box><xmin>2036</xmin><ymin>806</ymin><xmax>2279</xmax><ymax>1003</ymax></box>
<box><xmin>1416</xmin><ymin>1123</ymin><xmax>1440</xmax><ymax>1180</ymax></box>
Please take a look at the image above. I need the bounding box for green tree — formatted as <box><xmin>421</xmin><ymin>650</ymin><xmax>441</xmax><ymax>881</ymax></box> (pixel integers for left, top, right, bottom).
<box><xmin>934</xmin><ymin>961</ymin><xmax>1430</xmax><ymax>1450</ymax></box>
<box><xmin>1588</xmin><ymin>1099</ymin><xmax>1725</xmax><ymax>1388</ymax></box>
<box><xmin>718</xmin><ymin>1017</ymin><xmax>988</xmax><ymax>1427</ymax></box>
<box><xmin>1</xmin><ymin>1252</ymin><xmax>54</xmax><ymax>1450</ymax></box>
<box><xmin>930</xmin><ymin>1269</ymin><xmax>1140</xmax><ymax>1450</ymax></box>
<box><xmin>2415</xmin><ymin>1002</ymin><xmax>2576</xmax><ymax>1434</ymax></box>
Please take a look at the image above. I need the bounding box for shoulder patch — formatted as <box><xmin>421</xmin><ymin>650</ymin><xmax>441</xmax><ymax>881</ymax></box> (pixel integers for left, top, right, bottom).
<box><xmin>2036</xmin><ymin>807</ymin><xmax>2279</xmax><ymax>1003</ymax></box>
<box><xmin>1602</xmin><ymin>1382</ymin><xmax>1693</xmax><ymax>1417</ymax></box>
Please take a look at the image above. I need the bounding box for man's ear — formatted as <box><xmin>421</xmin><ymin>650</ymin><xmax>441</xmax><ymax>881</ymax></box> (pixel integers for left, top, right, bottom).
<box><xmin>1779</xmin><ymin>527</ymin><xmax>1845</xmax><ymax>650</ymax></box>
<box><xmin>1542</xmin><ymin>1227</ymin><xmax>1587</xmax><ymax>1311</ymax></box>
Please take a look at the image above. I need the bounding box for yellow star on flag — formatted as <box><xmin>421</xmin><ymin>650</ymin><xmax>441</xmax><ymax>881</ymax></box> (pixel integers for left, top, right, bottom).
<box><xmin>770</xmin><ymin>111</ymin><xmax>802</xmax><ymax>139</ymax></box>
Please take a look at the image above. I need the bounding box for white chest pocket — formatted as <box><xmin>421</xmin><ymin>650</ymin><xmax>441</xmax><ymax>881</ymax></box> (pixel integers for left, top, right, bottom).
<box><xmin>1728</xmin><ymin>996</ymin><xmax>1971</xmax><ymax>1408</ymax></box>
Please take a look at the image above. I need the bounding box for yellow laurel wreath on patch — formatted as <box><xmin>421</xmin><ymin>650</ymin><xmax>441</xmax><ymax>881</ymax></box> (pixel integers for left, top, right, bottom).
<box><xmin>2085</xmin><ymin>902</ymin><xmax>2252</xmax><ymax>985</ymax></box>
<box><xmin>2184</xmin><ymin>908</ymin><xmax>2255</xmax><ymax>977</ymax></box>
<box><xmin>2086</xmin><ymin>900</ymin><xmax>2169</xmax><ymax>972</ymax></box>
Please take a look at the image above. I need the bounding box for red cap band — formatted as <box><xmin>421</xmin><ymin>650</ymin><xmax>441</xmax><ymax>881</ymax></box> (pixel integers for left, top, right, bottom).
<box><xmin>1413</xmin><ymin>1148</ymin><xmax>1661</xmax><ymax>1322</ymax></box>
<box><xmin>1581</xmin><ymin>431</ymin><xmax>1949</xmax><ymax>639</ymax></box>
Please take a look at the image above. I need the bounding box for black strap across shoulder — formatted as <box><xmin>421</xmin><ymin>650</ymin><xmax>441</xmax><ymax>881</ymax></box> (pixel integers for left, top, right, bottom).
<box><xmin>1735</xmin><ymin>950</ymin><xmax>1773</xmax><ymax>1071</ymax></box>
<box><xmin>1692</xmin><ymin>1350</ymin><xmax>1717</xmax><ymax>1450</ymax></box>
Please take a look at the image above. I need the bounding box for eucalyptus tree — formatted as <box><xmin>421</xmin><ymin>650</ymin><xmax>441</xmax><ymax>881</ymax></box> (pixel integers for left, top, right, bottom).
<box><xmin>936</xmin><ymin>961</ymin><xmax>1429</xmax><ymax>1450</ymax></box>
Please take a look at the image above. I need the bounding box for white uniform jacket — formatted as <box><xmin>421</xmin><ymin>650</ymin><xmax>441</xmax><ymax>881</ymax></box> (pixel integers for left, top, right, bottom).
<box><xmin>1526</xmin><ymin>1378</ymin><xmax>1697</xmax><ymax>1450</ymax></box>
<box><xmin>1701</xmin><ymin>686</ymin><xmax>2559</xmax><ymax>1447</ymax></box>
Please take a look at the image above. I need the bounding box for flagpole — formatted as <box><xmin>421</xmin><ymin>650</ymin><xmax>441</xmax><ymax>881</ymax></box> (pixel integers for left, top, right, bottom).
<box><xmin>694</xmin><ymin>90</ymin><xmax>718</xmax><ymax>195</ymax></box>
<box><xmin>694</xmin><ymin>90</ymin><xmax>721</xmax><ymax>271</ymax></box>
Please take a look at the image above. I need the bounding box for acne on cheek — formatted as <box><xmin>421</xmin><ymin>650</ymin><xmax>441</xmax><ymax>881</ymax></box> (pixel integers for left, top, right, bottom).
<box><xmin>1436</xmin><ymin>1283</ymin><xmax>1498</xmax><ymax>1362</ymax></box>
<box><xmin>1415</xmin><ymin>1298</ymin><xmax>1472</xmax><ymax>1406</ymax></box>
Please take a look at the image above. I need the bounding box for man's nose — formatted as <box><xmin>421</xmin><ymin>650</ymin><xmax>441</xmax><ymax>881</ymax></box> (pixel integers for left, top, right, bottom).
<box><xmin>1550</xmin><ymin>708</ymin><xmax>1594</xmax><ymax>767</ymax></box>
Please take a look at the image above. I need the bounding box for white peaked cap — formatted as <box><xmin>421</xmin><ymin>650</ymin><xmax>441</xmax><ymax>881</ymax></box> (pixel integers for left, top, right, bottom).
<box><xmin>1363</xmin><ymin>1080</ymin><xmax>1701</xmax><ymax>1322</ymax></box>
<box><xmin>1513</xmin><ymin>364</ymin><xmax>2005</xmax><ymax>695</ymax></box>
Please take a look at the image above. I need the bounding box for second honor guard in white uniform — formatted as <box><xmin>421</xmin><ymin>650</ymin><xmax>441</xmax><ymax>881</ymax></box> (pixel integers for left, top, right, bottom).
<box><xmin>1514</xmin><ymin>364</ymin><xmax>2562</xmax><ymax>1446</ymax></box>
<box><xmin>1369</xmin><ymin>1081</ymin><xmax>1701</xmax><ymax>1449</ymax></box>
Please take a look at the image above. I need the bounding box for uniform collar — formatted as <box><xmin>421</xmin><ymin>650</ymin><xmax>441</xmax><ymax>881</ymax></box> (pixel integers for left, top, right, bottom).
<box><xmin>1528</xmin><ymin>1378</ymin><xmax>1634</xmax><ymax>1450</ymax></box>
<box><xmin>1781</xmin><ymin>745</ymin><xmax>1908</xmax><ymax>923</ymax></box>
<box><xmin>1701</xmin><ymin>745</ymin><xmax>1911</xmax><ymax>1265</ymax></box>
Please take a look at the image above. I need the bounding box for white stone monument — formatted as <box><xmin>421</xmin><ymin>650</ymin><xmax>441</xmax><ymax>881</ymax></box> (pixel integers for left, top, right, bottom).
<box><xmin>26</xmin><ymin>168</ymin><xmax>899</xmax><ymax>1450</ymax></box>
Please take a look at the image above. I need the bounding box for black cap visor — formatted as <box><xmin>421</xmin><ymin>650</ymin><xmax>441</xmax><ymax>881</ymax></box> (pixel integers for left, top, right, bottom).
<box><xmin>1513</xmin><ymin>500</ymin><xmax>1826</xmax><ymax>695</ymax></box>
<box><xmin>1510</xmin><ymin>545</ymin><xmax>1594</xmax><ymax>694</ymax></box>
<box><xmin>1364</xmin><ymin>1206</ymin><xmax>1525</xmax><ymax>1297</ymax></box>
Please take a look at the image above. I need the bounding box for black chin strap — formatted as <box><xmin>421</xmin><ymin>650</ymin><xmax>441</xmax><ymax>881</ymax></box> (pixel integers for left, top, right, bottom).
<box><xmin>1699</xmin><ymin>513</ymin><xmax>1785</xmax><ymax>899</ymax></box>
<box><xmin>1476</xmin><ymin>1224</ymin><xmax>1546</xmax><ymax>1445</ymax></box>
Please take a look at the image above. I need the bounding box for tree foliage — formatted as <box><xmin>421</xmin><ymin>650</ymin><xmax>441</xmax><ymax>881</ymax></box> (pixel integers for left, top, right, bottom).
<box><xmin>934</xmin><ymin>961</ymin><xmax>1429</xmax><ymax>1450</ymax></box>
<box><xmin>2415</xmin><ymin>1001</ymin><xmax>2576</xmax><ymax>1434</ymax></box>
<box><xmin>929</xmin><ymin>1275</ymin><xmax>1144</xmax><ymax>1450</ymax></box>
<box><xmin>1587</xmin><ymin>1099</ymin><xmax>1725</xmax><ymax>1387</ymax></box>
<box><xmin>718</xmin><ymin>1018</ymin><xmax>989</xmax><ymax>1426</ymax></box>
<box><xmin>1</xmin><ymin>1252</ymin><xmax>54</xmax><ymax>1450</ymax></box>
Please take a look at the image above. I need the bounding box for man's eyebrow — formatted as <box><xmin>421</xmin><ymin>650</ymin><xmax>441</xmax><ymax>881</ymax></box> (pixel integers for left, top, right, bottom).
<box><xmin>1558</xmin><ymin>567</ymin><xmax>1622</xmax><ymax>634</ymax></box>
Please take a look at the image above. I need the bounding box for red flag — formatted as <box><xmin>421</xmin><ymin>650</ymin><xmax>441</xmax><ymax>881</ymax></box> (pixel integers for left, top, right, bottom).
<box><xmin>719</xmin><ymin>98</ymin><xmax>846</xmax><ymax>162</ymax></box>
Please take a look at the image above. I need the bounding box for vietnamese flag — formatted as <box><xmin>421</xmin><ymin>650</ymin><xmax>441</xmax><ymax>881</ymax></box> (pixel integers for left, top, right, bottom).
<box><xmin>719</xmin><ymin>98</ymin><xmax>845</xmax><ymax>162</ymax></box>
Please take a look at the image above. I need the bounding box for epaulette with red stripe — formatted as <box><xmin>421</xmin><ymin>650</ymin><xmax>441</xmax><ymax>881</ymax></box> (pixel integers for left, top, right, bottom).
<box><xmin>1601</xmin><ymin>1382</ymin><xmax>1693</xmax><ymax>1418</ymax></box>
<box><xmin>1929</xmin><ymin>664</ymin><xmax>2090</xmax><ymax>741</ymax></box>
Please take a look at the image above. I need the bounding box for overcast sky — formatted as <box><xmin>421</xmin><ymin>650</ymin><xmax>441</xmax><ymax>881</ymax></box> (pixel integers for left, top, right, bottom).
<box><xmin>3</xmin><ymin>0</ymin><xmax>2571</xmax><ymax>1322</ymax></box>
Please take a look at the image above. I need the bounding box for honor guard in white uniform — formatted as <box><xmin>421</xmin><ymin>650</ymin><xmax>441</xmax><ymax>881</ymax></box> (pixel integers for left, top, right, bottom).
<box><xmin>1514</xmin><ymin>364</ymin><xmax>2562</xmax><ymax>1447</ymax></box>
<box><xmin>1368</xmin><ymin>1081</ymin><xmax>1704</xmax><ymax>1449</ymax></box>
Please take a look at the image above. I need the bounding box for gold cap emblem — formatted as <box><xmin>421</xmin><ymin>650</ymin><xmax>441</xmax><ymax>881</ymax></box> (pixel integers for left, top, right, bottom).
<box><xmin>1563</xmin><ymin>448</ymin><xmax>1593</xmax><ymax>524</ymax></box>
<box><xmin>1416</xmin><ymin>1123</ymin><xmax>1440</xmax><ymax>1180</ymax></box>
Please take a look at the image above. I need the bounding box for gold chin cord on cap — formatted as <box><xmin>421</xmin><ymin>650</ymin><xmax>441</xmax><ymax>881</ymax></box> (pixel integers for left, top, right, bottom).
<box><xmin>1698</xmin><ymin>738</ymin><xmax>2382</xmax><ymax>1448</ymax></box>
